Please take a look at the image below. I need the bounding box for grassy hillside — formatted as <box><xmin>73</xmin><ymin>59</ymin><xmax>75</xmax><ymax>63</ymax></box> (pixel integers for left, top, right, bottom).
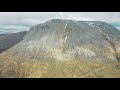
<box><xmin>0</xmin><ymin>54</ymin><xmax>120</xmax><ymax>78</ymax></box>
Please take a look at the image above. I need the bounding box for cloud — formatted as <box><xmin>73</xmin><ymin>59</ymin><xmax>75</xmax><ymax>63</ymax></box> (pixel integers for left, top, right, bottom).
<box><xmin>0</xmin><ymin>12</ymin><xmax>120</xmax><ymax>34</ymax></box>
<box><xmin>59</xmin><ymin>12</ymin><xmax>64</xmax><ymax>17</ymax></box>
<box><xmin>0</xmin><ymin>24</ymin><xmax>30</xmax><ymax>34</ymax></box>
<box><xmin>0</xmin><ymin>12</ymin><xmax>120</xmax><ymax>25</ymax></box>
<box><xmin>0</xmin><ymin>24</ymin><xmax>30</xmax><ymax>30</ymax></box>
<box><xmin>0</xmin><ymin>12</ymin><xmax>56</xmax><ymax>28</ymax></box>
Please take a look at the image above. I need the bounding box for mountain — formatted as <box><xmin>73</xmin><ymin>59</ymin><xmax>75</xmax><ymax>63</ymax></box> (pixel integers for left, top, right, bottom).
<box><xmin>3</xmin><ymin>19</ymin><xmax>120</xmax><ymax>62</ymax></box>
<box><xmin>1</xmin><ymin>19</ymin><xmax>120</xmax><ymax>78</ymax></box>
<box><xmin>0</xmin><ymin>31</ymin><xmax>27</xmax><ymax>54</ymax></box>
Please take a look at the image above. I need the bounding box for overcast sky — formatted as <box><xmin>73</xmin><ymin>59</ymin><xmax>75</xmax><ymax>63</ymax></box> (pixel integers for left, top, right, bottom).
<box><xmin>0</xmin><ymin>12</ymin><xmax>120</xmax><ymax>34</ymax></box>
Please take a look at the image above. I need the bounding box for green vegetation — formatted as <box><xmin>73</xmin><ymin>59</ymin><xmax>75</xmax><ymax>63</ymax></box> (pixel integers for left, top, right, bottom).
<box><xmin>0</xmin><ymin>54</ymin><xmax>120</xmax><ymax>78</ymax></box>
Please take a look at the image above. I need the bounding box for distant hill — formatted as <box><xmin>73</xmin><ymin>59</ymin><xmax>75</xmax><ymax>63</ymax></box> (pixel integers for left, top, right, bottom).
<box><xmin>0</xmin><ymin>34</ymin><xmax>6</xmax><ymax>36</ymax></box>
<box><xmin>0</xmin><ymin>31</ymin><xmax>27</xmax><ymax>53</ymax></box>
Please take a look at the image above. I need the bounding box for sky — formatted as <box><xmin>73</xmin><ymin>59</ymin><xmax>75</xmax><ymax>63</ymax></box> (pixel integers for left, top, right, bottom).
<box><xmin>0</xmin><ymin>12</ymin><xmax>120</xmax><ymax>34</ymax></box>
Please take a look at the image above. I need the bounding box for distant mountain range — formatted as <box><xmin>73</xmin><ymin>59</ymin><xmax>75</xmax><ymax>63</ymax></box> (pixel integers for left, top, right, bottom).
<box><xmin>0</xmin><ymin>34</ymin><xmax>6</xmax><ymax>36</ymax></box>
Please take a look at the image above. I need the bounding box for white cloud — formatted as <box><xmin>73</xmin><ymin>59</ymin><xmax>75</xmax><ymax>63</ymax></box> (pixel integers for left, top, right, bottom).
<box><xmin>0</xmin><ymin>12</ymin><xmax>60</xmax><ymax>26</ymax></box>
<box><xmin>0</xmin><ymin>12</ymin><xmax>120</xmax><ymax>34</ymax></box>
<box><xmin>0</xmin><ymin>12</ymin><xmax>120</xmax><ymax>25</ymax></box>
<box><xmin>59</xmin><ymin>12</ymin><xmax>64</xmax><ymax>17</ymax></box>
<box><xmin>0</xmin><ymin>24</ymin><xmax>30</xmax><ymax>34</ymax></box>
<box><xmin>0</xmin><ymin>24</ymin><xmax>30</xmax><ymax>30</ymax></box>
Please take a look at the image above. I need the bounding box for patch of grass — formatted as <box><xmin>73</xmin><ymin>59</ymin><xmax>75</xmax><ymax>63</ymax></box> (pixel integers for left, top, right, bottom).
<box><xmin>0</xmin><ymin>55</ymin><xmax>55</xmax><ymax>78</ymax></box>
<box><xmin>0</xmin><ymin>54</ymin><xmax>120</xmax><ymax>78</ymax></box>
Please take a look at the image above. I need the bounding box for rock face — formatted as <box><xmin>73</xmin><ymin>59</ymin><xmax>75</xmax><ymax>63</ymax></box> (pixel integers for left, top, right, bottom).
<box><xmin>4</xmin><ymin>19</ymin><xmax>120</xmax><ymax>62</ymax></box>
<box><xmin>0</xmin><ymin>31</ymin><xmax>27</xmax><ymax>53</ymax></box>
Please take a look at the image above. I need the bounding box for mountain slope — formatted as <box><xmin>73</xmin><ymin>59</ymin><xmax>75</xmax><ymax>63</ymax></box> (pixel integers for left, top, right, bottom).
<box><xmin>1</xmin><ymin>19</ymin><xmax>120</xmax><ymax>78</ymax></box>
<box><xmin>3</xmin><ymin>19</ymin><xmax>120</xmax><ymax>62</ymax></box>
<box><xmin>0</xmin><ymin>31</ymin><xmax>27</xmax><ymax>53</ymax></box>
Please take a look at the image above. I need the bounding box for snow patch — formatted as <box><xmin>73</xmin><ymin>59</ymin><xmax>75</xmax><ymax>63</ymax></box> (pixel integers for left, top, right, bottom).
<box><xmin>86</xmin><ymin>22</ymin><xmax>95</xmax><ymax>27</ymax></box>
<box><xmin>116</xmin><ymin>27</ymin><xmax>120</xmax><ymax>30</ymax></box>
<box><xmin>88</xmin><ymin>23</ymin><xmax>93</xmax><ymax>25</ymax></box>
<box><xmin>47</xmin><ymin>20</ymin><xmax>52</xmax><ymax>22</ymax></box>
<box><xmin>88</xmin><ymin>23</ymin><xmax>94</xmax><ymax>27</ymax></box>
<box><xmin>63</xmin><ymin>36</ymin><xmax>67</xmax><ymax>43</ymax></box>
<box><xmin>91</xmin><ymin>25</ymin><xmax>94</xmax><ymax>27</ymax></box>
<box><xmin>64</xmin><ymin>24</ymin><xmax>68</xmax><ymax>29</ymax></box>
<box><xmin>98</xmin><ymin>29</ymin><xmax>102</xmax><ymax>33</ymax></box>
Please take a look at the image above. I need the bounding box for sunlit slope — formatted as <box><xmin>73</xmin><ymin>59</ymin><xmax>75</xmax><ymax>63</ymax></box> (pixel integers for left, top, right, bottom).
<box><xmin>0</xmin><ymin>54</ymin><xmax>120</xmax><ymax>78</ymax></box>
